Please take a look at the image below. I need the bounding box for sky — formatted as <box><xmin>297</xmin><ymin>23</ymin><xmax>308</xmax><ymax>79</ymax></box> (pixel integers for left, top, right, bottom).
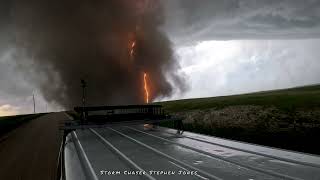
<box><xmin>168</xmin><ymin>39</ymin><xmax>320</xmax><ymax>100</ymax></box>
<box><xmin>160</xmin><ymin>0</ymin><xmax>320</xmax><ymax>100</ymax></box>
<box><xmin>1</xmin><ymin>0</ymin><xmax>320</xmax><ymax>115</ymax></box>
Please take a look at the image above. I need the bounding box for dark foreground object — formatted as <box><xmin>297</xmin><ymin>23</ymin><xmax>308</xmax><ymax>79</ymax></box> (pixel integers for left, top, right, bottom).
<box><xmin>74</xmin><ymin>104</ymin><xmax>169</xmax><ymax>123</ymax></box>
<box><xmin>68</xmin><ymin>105</ymin><xmax>183</xmax><ymax>131</ymax></box>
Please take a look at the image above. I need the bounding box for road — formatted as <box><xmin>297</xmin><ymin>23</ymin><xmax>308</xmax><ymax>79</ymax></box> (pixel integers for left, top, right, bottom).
<box><xmin>0</xmin><ymin>112</ymin><xmax>65</xmax><ymax>180</ymax></box>
<box><xmin>65</xmin><ymin>120</ymin><xmax>320</xmax><ymax>180</ymax></box>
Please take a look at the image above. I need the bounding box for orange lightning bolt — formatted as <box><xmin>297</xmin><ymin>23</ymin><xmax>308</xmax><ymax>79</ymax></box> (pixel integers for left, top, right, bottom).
<box><xmin>143</xmin><ymin>72</ymin><xmax>149</xmax><ymax>104</ymax></box>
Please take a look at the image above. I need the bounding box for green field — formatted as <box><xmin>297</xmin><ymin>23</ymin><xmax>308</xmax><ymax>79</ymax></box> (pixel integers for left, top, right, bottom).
<box><xmin>159</xmin><ymin>84</ymin><xmax>320</xmax><ymax>112</ymax></box>
<box><xmin>158</xmin><ymin>85</ymin><xmax>320</xmax><ymax>155</ymax></box>
<box><xmin>0</xmin><ymin>113</ymin><xmax>45</xmax><ymax>138</ymax></box>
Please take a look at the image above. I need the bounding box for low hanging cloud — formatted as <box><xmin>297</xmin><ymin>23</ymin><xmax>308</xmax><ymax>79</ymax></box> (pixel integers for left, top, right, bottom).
<box><xmin>163</xmin><ymin>0</ymin><xmax>320</xmax><ymax>43</ymax></box>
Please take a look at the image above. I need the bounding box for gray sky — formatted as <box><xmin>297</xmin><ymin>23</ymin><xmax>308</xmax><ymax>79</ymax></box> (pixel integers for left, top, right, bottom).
<box><xmin>163</xmin><ymin>0</ymin><xmax>320</xmax><ymax>42</ymax></box>
<box><xmin>159</xmin><ymin>0</ymin><xmax>320</xmax><ymax>100</ymax></box>
<box><xmin>165</xmin><ymin>39</ymin><xmax>320</xmax><ymax>101</ymax></box>
<box><xmin>1</xmin><ymin>0</ymin><xmax>320</xmax><ymax>115</ymax></box>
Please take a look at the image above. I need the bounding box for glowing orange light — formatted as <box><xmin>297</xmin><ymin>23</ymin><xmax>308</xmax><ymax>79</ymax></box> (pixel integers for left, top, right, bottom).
<box><xmin>143</xmin><ymin>72</ymin><xmax>149</xmax><ymax>104</ymax></box>
<box><xmin>129</xmin><ymin>41</ymin><xmax>136</xmax><ymax>60</ymax></box>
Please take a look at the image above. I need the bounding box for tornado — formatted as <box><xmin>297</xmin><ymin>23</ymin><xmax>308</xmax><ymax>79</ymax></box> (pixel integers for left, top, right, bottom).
<box><xmin>10</xmin><ymin>0</ymin><xmax>186</xmax><ymax>108</ymax></box>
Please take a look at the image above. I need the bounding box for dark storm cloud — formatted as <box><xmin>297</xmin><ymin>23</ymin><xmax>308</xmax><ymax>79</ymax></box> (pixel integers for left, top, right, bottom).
<box><xmin>2</xmin><ymin>0</ymin><xmax>186</xmax><ymax>108</ymax></box>
<box><xmin>1</xmin><ymin>0</ymin><xmax>320</xmax><ymax>113</ymax></box>
<box><xmin>163</xmin><ymin>0</ymin><xmax>320</xmax><ymax>42</ymax></box>
<box><xmin>0</xmin><ymin>0</ymin><xmax>14</xmax><ymax>51</ymax></box>
<box><xmin>0</xmin><ymin>0</ymin><xmax>33</xmax><ymax>99</ymax></box>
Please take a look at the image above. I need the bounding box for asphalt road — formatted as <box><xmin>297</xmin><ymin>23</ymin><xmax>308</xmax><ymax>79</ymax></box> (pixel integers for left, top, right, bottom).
<box><xmin>0</xmin><ymin>112</ymin><xmax>65</xmax><ymax>180</ymax></box>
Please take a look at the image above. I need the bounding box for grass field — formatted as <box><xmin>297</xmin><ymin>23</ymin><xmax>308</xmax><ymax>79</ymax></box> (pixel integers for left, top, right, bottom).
<box><xmin>158</xmin><ymin>84</ymin><xmax>320</xmax><ymax>155</ymax></box>
<box><xmin>0</xmin><ymin>113</ymin><xmax>46</xmax><ymax>138</ymax></box>
<box><xmin>159</xmin><ymin>84</ymin><xmax>320</xmax><ymax>112</ymax></box>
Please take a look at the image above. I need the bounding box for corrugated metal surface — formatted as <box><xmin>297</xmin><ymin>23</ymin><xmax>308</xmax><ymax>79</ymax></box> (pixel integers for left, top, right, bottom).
<box><xmin>63</xmin><ymin>125</ymin><xmax>320</xmax><ymax>180</ymax></box>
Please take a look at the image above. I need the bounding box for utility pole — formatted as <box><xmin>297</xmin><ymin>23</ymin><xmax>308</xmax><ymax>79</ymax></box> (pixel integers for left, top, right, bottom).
<box><xmin>32</xmin><ymin>92</ymin><xmax>36</xmax><ymax>114</ymax></box>
<box><xmin>81</xmin><ymin>79</ymin><xmax>87</xmax><ymax>107</ymax></box>
<box><xmin>81</xmin><ymin>79</ymin><xmax>87</xmax><ymax>123</ymax></box>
